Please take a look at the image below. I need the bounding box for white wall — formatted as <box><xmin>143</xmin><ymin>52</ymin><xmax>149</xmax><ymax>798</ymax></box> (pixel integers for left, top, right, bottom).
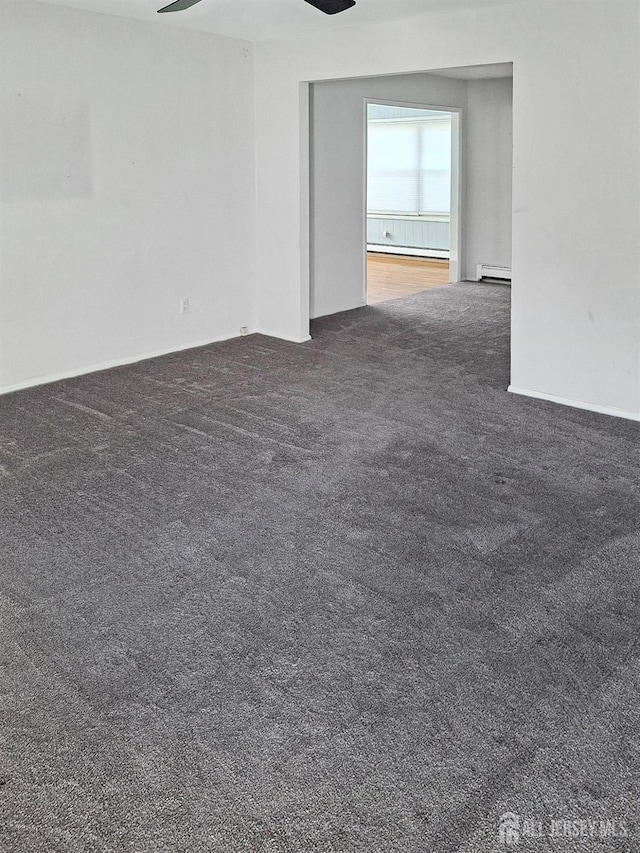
<box><xmin>310</xmin><ymin>72</ymin><xmax>467</xmax><ymax>319</ymax></box>
<box><xmin>0</xmin><ymin>0</ymin><xmax>256</xmax><ymax>391</ymax></box>
<box><xmin>255</xmin><ymin>0</ymin><xmax>640</xmax><ymax>420</ymax></box>
<box><xmin>464</xmin><ymin>77</ymin><xmax>513</xmax><ymax>279</ymax></box>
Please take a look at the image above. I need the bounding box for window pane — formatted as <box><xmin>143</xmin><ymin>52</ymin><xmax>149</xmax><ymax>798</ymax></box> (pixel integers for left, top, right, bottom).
<box><xmin>367</xmin><ymin>110</ymin><xmax>451</xmax><ymax>216</ymax></box>
<box><xmin>419</xmin><ymin>120</ymin><xmax>451</xmax><ymax>214</ymax></box>
<box><xmin>367</xmin><ymin>122</ymin><xmax>420</xmax><ymax>214</ymax></box>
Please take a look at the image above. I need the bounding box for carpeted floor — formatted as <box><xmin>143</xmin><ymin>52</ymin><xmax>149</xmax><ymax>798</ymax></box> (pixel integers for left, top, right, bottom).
<box><xmin>1</xmin><ymin>283</ymin><xmax>639</xmax><ymax>852</ymax></box>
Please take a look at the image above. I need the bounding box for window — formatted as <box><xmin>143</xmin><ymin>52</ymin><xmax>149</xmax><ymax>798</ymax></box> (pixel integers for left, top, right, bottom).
<box><xmin>367</xmin><ymin>106</ymin><xmax>451</xmax><ymax>217</ymax></box>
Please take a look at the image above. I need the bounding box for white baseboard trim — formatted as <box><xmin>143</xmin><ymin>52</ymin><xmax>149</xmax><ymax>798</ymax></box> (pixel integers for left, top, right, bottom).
<box><xmin>367</xmin><ymin>244</ymin><xmax>449</xmax><ymax>260</ymax></box>
<box><xmin>258</xmin><ymin>331</ymin><xmax>312</xmax><ymax>344</ymax></box>
<box><xmin>508</xmin><ymin>386</ymin><xmax>640</xmax><ymax>422</ymax></box>
<box><xmin>0</xmin><ymin>330</ymin><xmax>252</xmax><ymax>396</ymax></box>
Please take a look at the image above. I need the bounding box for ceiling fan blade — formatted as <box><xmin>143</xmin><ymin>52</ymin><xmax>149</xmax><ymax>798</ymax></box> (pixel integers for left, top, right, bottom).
<box><xmin>303</xmin><ymin>0</ymin><xmax>356</xmax><ymax>14</ymax></box>
<box><xmin>157</xmin><ymin>0</ymin><xmax>203</xmax><ymax>13</ymax></box>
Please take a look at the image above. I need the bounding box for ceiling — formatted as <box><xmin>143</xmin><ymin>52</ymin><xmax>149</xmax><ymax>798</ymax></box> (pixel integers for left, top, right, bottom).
<box><xmin>31</xmin><ymin>0</ymin><xmax>524</xmax><ymax>42</ymax></box>
<box><xmin>434</xmin><ymin>63</ymin><xmax>513</xmax><ymax>79</ymax></box>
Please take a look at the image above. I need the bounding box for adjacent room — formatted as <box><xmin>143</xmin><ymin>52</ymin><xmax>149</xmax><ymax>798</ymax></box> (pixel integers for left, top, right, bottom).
<box><xmin>1</xmin><ymin>0</ymin><xmax>639</xmax><ymax>851</ymax></box>
<box><xmin>310</xmin><ymin>65</ymin><xmax>513</xmax><ymax>318</ymax></box>
<box><xmin>365</xmin><ymin>103</ymin><xmax>453</xmax><ymax>305</ymax></box>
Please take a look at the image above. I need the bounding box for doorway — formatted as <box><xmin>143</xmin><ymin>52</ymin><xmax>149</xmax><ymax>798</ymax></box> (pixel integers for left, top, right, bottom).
<box><xmin>364</xmin><ymin>101</ymin><xmax>461</xmax><ymax>305</ymax></box>
<box><xmin>308</xmin><ymin>68</ymin><xmax>512</xmax><ymax>322</ymax></box>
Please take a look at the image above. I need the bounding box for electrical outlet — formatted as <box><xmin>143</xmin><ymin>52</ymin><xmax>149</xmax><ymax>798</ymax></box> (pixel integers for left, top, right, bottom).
<box><xmin>240</xmin><ymin>326</ymin><xmax>249</xmax><ymax>336</ymax></box>
<box><xmin>180</xmin><ymin>298</ymin><xmax>189</xmax><ymax>315</ymax></box>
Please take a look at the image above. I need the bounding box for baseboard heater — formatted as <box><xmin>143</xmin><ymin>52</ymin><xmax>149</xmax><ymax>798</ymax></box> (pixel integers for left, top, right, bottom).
<box><xmin>475</xmin><ymin>264</ymin><xmax>512</xmax><ymax>282</ymax></box>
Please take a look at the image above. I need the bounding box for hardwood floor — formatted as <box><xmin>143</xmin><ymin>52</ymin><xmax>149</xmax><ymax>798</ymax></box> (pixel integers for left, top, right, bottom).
<box><xmin>367</xmin><ymin>253</ymin><xmax>450</xmax><ymax>305</ymax></box>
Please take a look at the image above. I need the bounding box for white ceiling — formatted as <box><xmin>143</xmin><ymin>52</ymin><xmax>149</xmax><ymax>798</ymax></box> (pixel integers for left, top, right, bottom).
<box><xmin>434</xmin><ymin>62</ymin><xmax>513</xmax><ymax>79</ymax></box>
<box><xmin>30</xmin><ymin>0</ymin><xmax>524</xmax><ymax>43</ymax></box>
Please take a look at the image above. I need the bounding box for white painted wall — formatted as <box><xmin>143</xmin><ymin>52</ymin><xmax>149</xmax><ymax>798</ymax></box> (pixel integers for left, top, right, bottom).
<box><xmin>0</xmin><ymin>0</ymin><xmax>256</xmax><ymax>391</ymax></box>
<box><xmin>464</xmin><ymin>77</ymin><xmax>513</xmax><ymax>279</ymax></box>
<box><xmin>310</xmin><ymin>73</ymin><xmax>467</xmax><ymax>319</ymax></box>
<box><xmin>255</xmin><ymin>0</ymin><xmax>640</xmax><ymax>419</ymax></box>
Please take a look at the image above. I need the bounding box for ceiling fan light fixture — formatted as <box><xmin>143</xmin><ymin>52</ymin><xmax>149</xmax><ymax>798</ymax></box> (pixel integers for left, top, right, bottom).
<box><xmin>303</xmin><ymin>0</ymin><xmax>356</xmax><ymax>13</ymax></box>
<box><xmin>157</xmin><ymin>0</ymin><xmax>356</xmax><ymax>15</ymax></box>
<box><xmin>157</xmin><ymin>0</ymin><xmax>203</xmax><ymax>13</ymax></box>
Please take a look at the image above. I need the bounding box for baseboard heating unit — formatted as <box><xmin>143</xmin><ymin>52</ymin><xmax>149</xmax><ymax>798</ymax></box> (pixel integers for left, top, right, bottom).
<box><xmin>475</xmin><ymin>264</ymin><xmax>512</xmax><ymax>282</ymax></box>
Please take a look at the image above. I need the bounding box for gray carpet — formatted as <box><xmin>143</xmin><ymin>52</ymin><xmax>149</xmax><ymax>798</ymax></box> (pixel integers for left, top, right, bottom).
<box><xmin>1</xmin><ymin>283</ymin><xmax>639</xmax><ymax>852</ymax></box>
